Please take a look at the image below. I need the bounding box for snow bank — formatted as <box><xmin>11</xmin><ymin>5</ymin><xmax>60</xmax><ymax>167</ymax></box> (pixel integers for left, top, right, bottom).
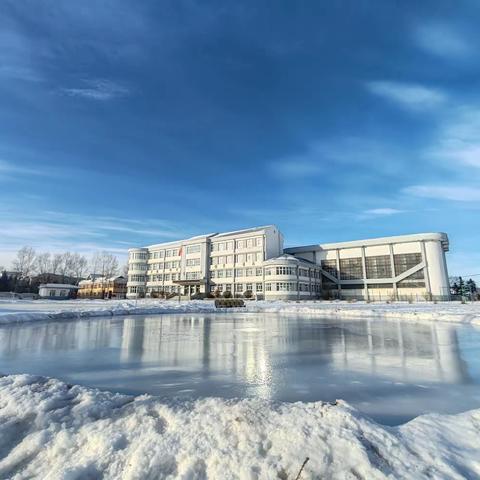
<box><xmin>1</xmin><ymin>298</ymin><xmax>480</xmax><ymax>325</ymax></box>
<box><xmin>0</xmin><ymin>374</ymin><xmax>479</xmax><ymax>479</ymax></box>
<box><xmin>249</xmin><ymin>300</ymin><xmax>480</xmax><ymax>325</ymax></box>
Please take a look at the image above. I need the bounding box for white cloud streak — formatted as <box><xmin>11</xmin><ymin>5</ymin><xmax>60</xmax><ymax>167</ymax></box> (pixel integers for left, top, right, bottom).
<box><xmin>363</xmin><ymin>208</ymin><xmax>404</xmax><ymax>216</ymax></box>
<box><xmin>404</xmin><ymin>185</ymin><xmax>480</xmax><ymax>202</ymax></box>
<box><xmin>414</xmin><ymin>23</ymin><xmax>472</xmax><ymax>60</ymax></box>
<box><xmin>60</xmin><ymin>79</ymin><xmax>130</xmax><ymax>101</ymax></box>
<box><xmin>366</xmin><ymin>81</ymin><xmax>446</xmax><ymax>111</ymax></box>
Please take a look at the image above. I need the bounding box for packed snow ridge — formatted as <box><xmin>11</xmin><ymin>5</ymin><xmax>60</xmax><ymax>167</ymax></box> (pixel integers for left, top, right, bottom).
<box><xmin>0</xmin><ymin>374</ymin><xmax>479</xmax><ymax>480</ymax></box>
<box><xmin>0</xmin><ymin>299</ymin><xmax>480</xmax><ymax>325</ymax></box>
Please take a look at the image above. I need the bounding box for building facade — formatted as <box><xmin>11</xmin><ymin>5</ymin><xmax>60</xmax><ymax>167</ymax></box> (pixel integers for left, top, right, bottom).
<box><xmin>285</xmin><ymin>232</ymin><xmax>450</xmax><ymax>300</ymax></box>
<box><xmin>127</xmin><ymin>227</ymin><xmax>450</xmax><ymax>301</ymax></box>
<box><xmin>78</xmin><ymin>276</ymin><xmax>127</xmax><ymax>299</ymax></box>
<box><xmin>127</xmin><ymin>226</ymin><xmax>284</xmax><ymax>299</ymax></box>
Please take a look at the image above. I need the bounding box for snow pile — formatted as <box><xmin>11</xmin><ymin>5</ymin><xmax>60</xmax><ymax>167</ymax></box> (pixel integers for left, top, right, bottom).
<box><xmin>0</xmin><ymin>299</ymin><xmax>217</xmax><ymax>325</ymax></box>
<box><xmin>0</xmin><ymin>374</ymin><xmax>479</xmax><ymax>479</ymax></box>
<box><xmin>249</xmin><ymin>300</ymin><xmax>480</xmax><ymax>324</ymax></box>
<box><xmin>1</xmin><ymin>298</ymin><xmax>480</xmax><ymax>326</ymax></box>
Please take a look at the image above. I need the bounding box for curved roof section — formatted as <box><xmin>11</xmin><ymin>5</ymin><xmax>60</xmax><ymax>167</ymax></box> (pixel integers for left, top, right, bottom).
<box><xmin>285</xmin><ymin>232</ymin><xmax>449</xmax><ymax>253</ymax></box>
<box><xmin>264</xmin><ymin>254</ymin><xmax>317</xmax><ymax>266</ymax></box>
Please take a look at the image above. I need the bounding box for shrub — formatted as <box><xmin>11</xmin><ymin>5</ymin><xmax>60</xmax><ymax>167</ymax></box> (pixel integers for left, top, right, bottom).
<box><xmin>244</xmin><ymin>290</ymin><xmax>253</xmax><ymax>299</ymax></box>
<box><xmin>214</xmin><ymin>289</ymin><xmax>222</xmax><ymax>298</ymax></box>
<box><xmin>223</xmin><ymin>290</ymin><xmax>232</xmax><ymax>298</ymax></box>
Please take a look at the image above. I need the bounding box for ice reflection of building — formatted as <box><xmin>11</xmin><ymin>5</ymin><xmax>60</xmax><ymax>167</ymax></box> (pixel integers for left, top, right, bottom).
<box><xmin>0</xmin><ymin>319</ymin><xmax>121</xmax><ymax>356</ymax></box>
<box><xmin>330</xmin><ymin>320</ymin><xmax>468</xmax><ymax>383</ymax></box>
<box><xmin>119</xmin><ymin>314</ymin><xmax>469</xmax><ymax>398</ymax></box>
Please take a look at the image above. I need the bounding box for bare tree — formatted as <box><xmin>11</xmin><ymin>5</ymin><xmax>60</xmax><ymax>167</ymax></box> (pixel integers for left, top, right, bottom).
<box><xmin>35</xmin><ymin>253</ymin><xmax>52</xmax><ymax>277</ymax></box>
<box><xmin>51</xmin><ymin>253</ymin><xmax>63</xmax><ymax>276</ymax></box>
<box><xmin>71</xmin><ymin>253</ymin><xmax>88</xmax><ymax>282</ymax></box>
<box><xmin>58</xmin><ymin>252</ymin><xmax>75</xmax><ymax>282</ymax></box>
<box><xmin>12</xmin><ymin>246</ymin><xmax>36</xmax><ymax>278</ymax></box>
<box><xmin>121</xmin><ymin>263</ymin><xmax>129</xmax><ymax>278</ymax></box>
<box><xmin>91</xmin><ymin>251</ymin><xmax>119</xmax><ymax>298</ymax></box>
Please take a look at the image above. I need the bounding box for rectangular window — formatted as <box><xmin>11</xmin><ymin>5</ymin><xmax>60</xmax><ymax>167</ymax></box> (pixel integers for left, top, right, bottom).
<box><xmin>245</xmin><ymin>268</ymin><xmax>254</xmax><ymax>276</ymax></box>
<box><xmin>186</xmin><ymin>258</ymin><xmax>201</xmax><ymax>266</ymax></box>
<box><xmin>365</xmin><ymin>256</ymin><xmax>392</xmax><ymax>279</ymax></box>
<box><xmin>186</xmin><ymin>244</ymin><xmax>201</xmax><ymax>254</ymax></box>
<box><xmin>235</xmin><ymin>268</ymin><xmax>244</xmax><ymax>277</ymax></box>
<box><xmin>186</xmin><ymin>272</ymin><xmax>200</xmax><ymax>280</ymax></box>
<box><xmin>340</xmin><ymin>258</ymin><xmax>363</xmax><ymax>280</ymax></box>
<box><xmin>275</xmin><ymin>266</ymin><xmax>295</xmax><ymax>276</ymax></box>
<box><xmin>321</xmin><ymin>260</ymin><xmax>338</xmax><ymax>278</ymax></box>
<box><xmin>256</xmin><ymin>283</ymin><xmax>263</xmax><ymax>292</ymax></box>
<box><xmin>394</xmin><ymin>253</ymin><xmax>422</xmax><ymax>275</ymax></box>
<box><xmin>256</xmin><ymin>267</ymin><xmax>263</xmax><ymax>276</ymax></box>
<box><xmin>235</xmin><ymin>283</ymin><xmax>243</xmax><ymax>292</ymax></box>
<box><xmin>225</xmin><ymin>269</ymin><xmax>233</xmax><ymax>277</ymax></box>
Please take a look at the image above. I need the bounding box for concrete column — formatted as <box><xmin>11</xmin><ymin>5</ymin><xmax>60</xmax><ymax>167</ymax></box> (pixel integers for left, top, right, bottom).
<box><xmin>361</xmin><ymin>246</ymin><xmax>368</xmax><ymax>301</ymax></box>
<box><xmin>336</xmin><ymin>249</ymin><xmax>341</xmax><ymax>298</ymax></box>
<box><xmin>389</xmin><ymin>244</ymin><xmax>397</xmax><ymax>299</ymax></box>
<box><xmin>420</xmin><ymin>241</ymin><xmax>432</xmax><ymax>298</ymax></box>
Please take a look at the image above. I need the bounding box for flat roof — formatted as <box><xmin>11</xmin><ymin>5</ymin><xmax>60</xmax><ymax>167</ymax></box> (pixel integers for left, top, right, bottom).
<box><xmin>39</xmin><ymin>283</ymin><xmax>79</xmax><ymax>289</ymax></box>
<box><xmin>285</xmin><ymin>232</ymin><xmax>449</xmax><ymax>253</ymax></box>
<box><xmin>132</xmin><ymin>225</ymin><xmax>280</xmax><ymax>250</ymax></box>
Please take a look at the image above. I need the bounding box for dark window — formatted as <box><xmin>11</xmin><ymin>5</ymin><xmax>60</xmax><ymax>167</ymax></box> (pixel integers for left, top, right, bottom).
<box><xmin>321</xmin><ymin>260</ymin><xmax>338</xmax><ymax>278</ymax></box>
<box><xmin>340</xmin><ymin>258</ymin><xmax>363</xmax><ymax>280</ymax></box>
<box><xmin>365</xmin><ymin>256</ymin><xmax>392</xmax><ymax>279</ymax></box>
<box><xmin>394</xmin><ymin>253</ymin><xmax>422</xmax><ymax>275</ymax></box>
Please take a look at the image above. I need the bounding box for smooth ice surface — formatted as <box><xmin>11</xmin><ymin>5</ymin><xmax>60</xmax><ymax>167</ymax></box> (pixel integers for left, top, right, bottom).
<box><xmin>1</xmin><ymin>312</ymin><xmax>479</xmax><ymax>425</ymax></box>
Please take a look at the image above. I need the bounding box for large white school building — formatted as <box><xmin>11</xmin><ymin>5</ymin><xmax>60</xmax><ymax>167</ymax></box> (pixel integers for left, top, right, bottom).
<box><xmin>127</xmin><ymin>226</ymin><xmax>450</xmax><ymax>301</ymax></box>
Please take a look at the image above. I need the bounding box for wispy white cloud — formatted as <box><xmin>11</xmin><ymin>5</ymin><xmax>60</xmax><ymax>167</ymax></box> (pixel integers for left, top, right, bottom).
<box><xmin>0</xmin><ymin>159</ymin><xmax>51</xmax><ymax>179</ymax></box>
<box><xmin>426</xmin><ymin>106</ymin><xmax>480</xmax><ymax>168</ymax></box>
<box><xmin>0</xmin><ymin>209</ymin><xmax>191</xmax><ymax>268</ymax></box>
<box><xmin>363</xmin><ymin>208</ymin><xmax>404</xmax><ymax>216</ymax></box>
<box><xmin>271</xmin><ymin>159</ymin><xmax>322</xmax><ymax>178</ymax></box>
<box><xmin>60</xmin><ymin>79</ymin><xmax>130</xmax><ymax>101</ymax></box>
<box><xmin>366</xmin><ymin>81</ymin><xmax>446</xmax><ymax>111</ymax></box>
<box><xmin>404</xmin><ymin>185</ymin><xmax>480</xmax><ymax>202</ymax></box>
<box><xmin>414</xmin><ymin>23</ymin><xmax>472</xmax><ymax>60</ymax></box>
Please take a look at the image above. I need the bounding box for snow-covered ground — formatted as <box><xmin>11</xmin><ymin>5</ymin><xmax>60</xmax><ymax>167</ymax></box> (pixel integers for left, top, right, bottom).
<box><xmin>0</xmin><ymin>374</ymin><xmax>478</xmax><ymax>480</ymax></box>
<box><xmin>0</xmin><ymin>298</ymin><xmax>479</xmax><ymax>325</ymax></box>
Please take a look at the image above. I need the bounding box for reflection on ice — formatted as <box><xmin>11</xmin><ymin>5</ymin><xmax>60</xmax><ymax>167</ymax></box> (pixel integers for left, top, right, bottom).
<box><xmin>0</xmin><ymin>313</ymin><xmax>479</xmax><ymax>424</ymax></box>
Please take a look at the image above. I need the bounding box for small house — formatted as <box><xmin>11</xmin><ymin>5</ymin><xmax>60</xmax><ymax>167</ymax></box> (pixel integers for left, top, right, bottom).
<box><xmin>38</xmin><ymin>283</ymin><xmax>79</xmax><ymax>300</ymax></box>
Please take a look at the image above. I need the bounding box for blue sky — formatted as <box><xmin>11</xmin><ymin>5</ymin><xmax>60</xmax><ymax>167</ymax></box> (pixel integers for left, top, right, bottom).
<box><xmin>1</xmin><ymin>1</ymin><xmax>479</xmax><ymax>276</ymax></box>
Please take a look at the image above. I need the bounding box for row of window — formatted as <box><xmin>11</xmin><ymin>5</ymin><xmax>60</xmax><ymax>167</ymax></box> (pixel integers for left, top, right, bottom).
<box><xmin>129</xmin><ymin>252</ymin><xmax>147</xmax><ymax>261</ymax></box>
<box><xmin>128</xmin><ymin>275</ymin><xmax>146</xmax><ymax>282</ymax></box>
<box><xmin>210</xmin><ymin>283</ymin><xmax>263</xmax><ymax>293</ymax></box>
<box><xmin>148</xmin><ymin>261</ymin><xmax>181</xmax><ymax>270</ymax></box>
<box><xmin>264</xmin><ymin>282</ymin><xmax>322</xmax><ymax>292</ymax></box>
<box><xmin>264</xmin><ymin>266</ymin><xmax>321</xmax><ymax>278</ymax></box>
<box><xmin>147</xmin><ymin>248</ymin><xmax>181</xmax><ymax>260</ymax></box>
<box><xmin>210</xmin><ymin>252</ymin><xmax>263</xmax><ymax>265</ymax></box>
<box><xmin>145</xmin><ymin>271</ymin><xmax>203</xmax><ymax>282</ymax></box>
<box><xmin>211</xmin><ymin>237</ymin><xmax>263</xmax><ymax>252</ymax></box>
<box><xmin>321</xmin><ymin>253</ymin><xmax>424</xmax><ymax>280</ymax></box>
<box><xmin>210</xmin><ymin>267</ymin><xmax>264</xmax><ymax>278</ymax></box>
